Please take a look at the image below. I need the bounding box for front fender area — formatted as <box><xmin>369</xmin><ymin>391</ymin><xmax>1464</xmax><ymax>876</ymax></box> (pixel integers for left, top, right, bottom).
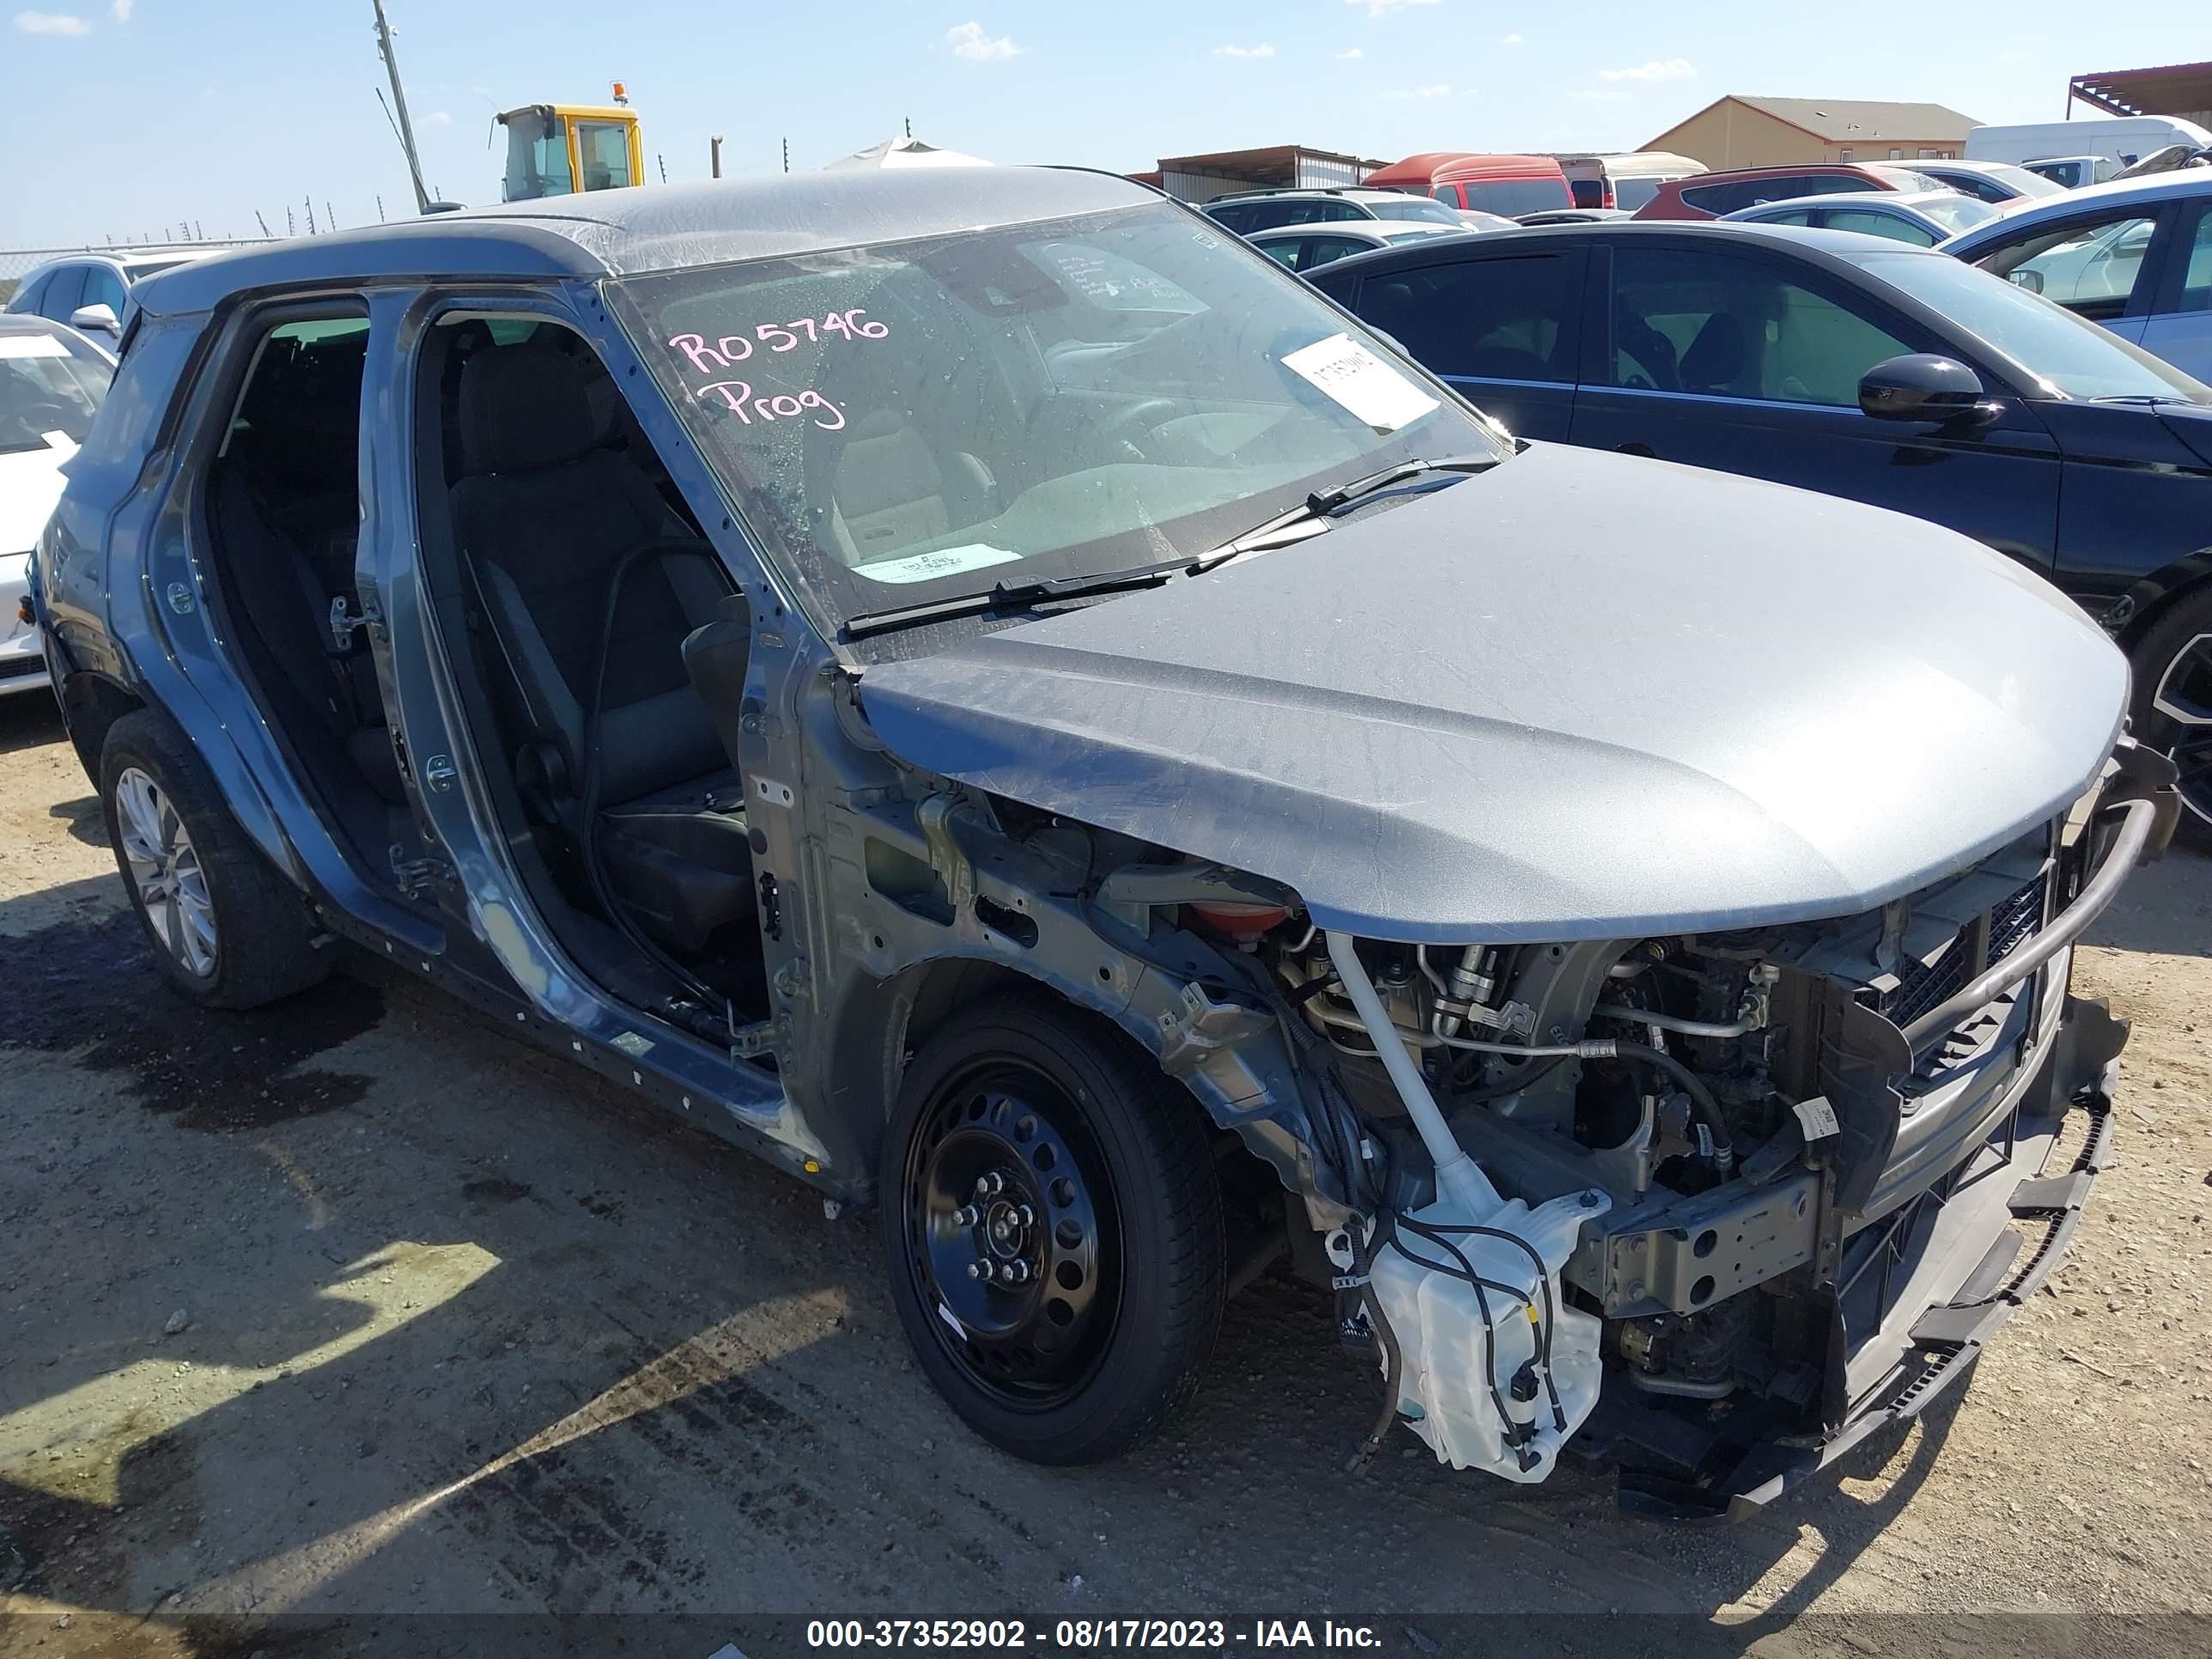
<box><xmin>800</xmin><ymin>796</ymin><xmax>1343</xmax><ymax>1220</ymax></box>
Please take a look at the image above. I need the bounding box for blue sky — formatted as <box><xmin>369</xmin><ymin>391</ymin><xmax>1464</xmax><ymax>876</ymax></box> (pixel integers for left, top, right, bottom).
<box><xmin>2</xmin><ymin>1</ymin><xmax>2196</xmax><ymax>246</ymax></box>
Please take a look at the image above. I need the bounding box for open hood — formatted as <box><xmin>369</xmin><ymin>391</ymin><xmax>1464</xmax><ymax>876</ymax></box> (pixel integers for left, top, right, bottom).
<box><xmin>858</xmin><ymin>446</ymin><xmax>2127</xmax><ymax>943</ymax></box>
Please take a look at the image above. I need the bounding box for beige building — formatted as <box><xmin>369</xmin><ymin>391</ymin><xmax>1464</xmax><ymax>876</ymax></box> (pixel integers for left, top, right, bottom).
<box><xmin>1643</xmin><ymin>96</ymin><xmax>1980</xmax><ymax>170</ymax></box>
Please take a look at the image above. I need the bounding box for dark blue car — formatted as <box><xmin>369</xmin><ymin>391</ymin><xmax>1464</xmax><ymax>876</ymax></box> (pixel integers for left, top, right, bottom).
<box><xmin>1310</xmin><ymin>222</ymin><xmax>2212</xmax><ymax>840</ymax></box>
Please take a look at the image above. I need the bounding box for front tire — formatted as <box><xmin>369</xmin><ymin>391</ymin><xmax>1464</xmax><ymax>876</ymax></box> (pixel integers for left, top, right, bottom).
<box><xmin>100</xmin><ymin>710</ymin><xmax>331</xmax><ymax>1009</ymax></box>
<box><xmin>879</xmin><ymin>994</ymin><xmax>1225</xmax><ymax>1465</ymax></box>
<box><xmin>2130</xmin><ymin>586</ymin><xmax>2212</xmax><ymax>852</ymax></box>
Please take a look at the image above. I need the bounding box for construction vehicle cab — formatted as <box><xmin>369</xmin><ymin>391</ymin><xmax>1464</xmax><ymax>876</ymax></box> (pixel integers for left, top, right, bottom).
<box><xmin>498</xmin><ymin>101</ymin><xmax>641</xmax><ymax>202</ymax></box>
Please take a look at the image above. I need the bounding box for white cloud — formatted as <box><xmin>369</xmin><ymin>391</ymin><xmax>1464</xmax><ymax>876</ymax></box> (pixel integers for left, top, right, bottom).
<box><xmin>1502</xmin><ymin>32</ymin><xmax>1523</xmax><ymax>45</ymax></box>
<box><xmin>1215</xmin><ymin>43</ymin><xmax>1274</xmax><ymax>58</ymax></box>
<box><xmin>422</xmin><ymin>109</ymin><xmax>453</xmax><ymax>126</ymax></box>
<box><xmin>1346</xmin><ymin>0</ymin><xmax>1441</xmax><ymax>15</ymax></box>
<box><xmin>945</xmin><ymin>20</ymin><xmax>1021</xmax><ymax>61</ymax></box>
<box><xmin>14</xmin><ymin>9</ymin><xmax>91</xmax><ymax>33</ymax></box>
<box><xmin>1383</xmin><ymin>83</ymin><xmax>1454</xmax><ymax>100</ymax></box>
<box><xmin>1599</xmin><ymin>58</ymin><xmax>1695</xmax><ymax>84</ymax></box>
<box><xmin>110</xmin><ymin>0</ymin><xmax>129</xmax><ymax>19</ymax></box>
<box><xmin>1334</xmin><ymin>47</ymin><xmax>1363</xmax><ymax>60</ymax></box>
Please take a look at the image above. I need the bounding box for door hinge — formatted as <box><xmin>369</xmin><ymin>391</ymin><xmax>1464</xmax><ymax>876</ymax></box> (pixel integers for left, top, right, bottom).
<box><xmin>389</xmin><ymin>847</ymin><xmax>455</xmax><ymax>900</ymax></box>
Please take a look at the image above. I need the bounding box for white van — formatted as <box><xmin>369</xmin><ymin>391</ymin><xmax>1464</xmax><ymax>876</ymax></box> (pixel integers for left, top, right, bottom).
<box><xmin>1550</xmin><ymin>151</ymin><xmax>1705</xmax><ymax>213</ymax></box>
<box><xmin>1966</xmin><ymin>117</ymin><xmax>2212</xmax><ymax>174</ymax></box>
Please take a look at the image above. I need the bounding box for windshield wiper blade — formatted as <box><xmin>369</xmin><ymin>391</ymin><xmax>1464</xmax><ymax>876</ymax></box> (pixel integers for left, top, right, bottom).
<box><xmin>1195</xmin><ymin>453</ymin><xmax>1503</xmax><ymax>569</ymax></box>
<box><xmin>842</xmin><ymin>556</ymin><xmax>1191</xmax><ymax>640</ymax></box>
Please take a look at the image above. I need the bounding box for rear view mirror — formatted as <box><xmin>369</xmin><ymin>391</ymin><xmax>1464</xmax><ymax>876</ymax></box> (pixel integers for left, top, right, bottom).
<box><xmin>2008</xmin><ymin>268</ymin><xmax>2045</xmax><ymax>295</ymax></box>
<box><xmin>69</xmin><ymin>302</ymin><xmax>119</xmax><ymax>337</ymax></box>
<box><xmin>1859</xmin><ymin>354</ymin><xmax>1990</xmax><ymax>422</ymax></box>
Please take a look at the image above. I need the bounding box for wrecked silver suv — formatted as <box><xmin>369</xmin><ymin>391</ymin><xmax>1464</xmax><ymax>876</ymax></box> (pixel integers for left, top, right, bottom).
<box><xmin>36</xmin><ymin>167</ymin><xmax>2176</xmax><ymax>1516</ymax></box>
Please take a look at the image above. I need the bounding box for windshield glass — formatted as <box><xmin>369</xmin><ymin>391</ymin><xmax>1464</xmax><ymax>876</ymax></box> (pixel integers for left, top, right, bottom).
<box><xmin>1863</xmin><ymin>251</ymin><xmax>2210</xmax><ymax>402</ymax></box>
<box><xmin>0</xmin><ymin>331</ymin><xmax>110</xmax><ymax>454</ymax></box>
<box><xmin>1917</xmin><ymin>194</ymin><xmax>2002</xmax><ymax>234</ymax></box>
<box><xmin>1365</xmin><ymin>196</ymin><xmax>1464</xmax><ymax>225</ymax></box>
<box><xmin>609</xmin><ymin>203</ymin><xmax>1502</xmax><ymax>639</ymax></box>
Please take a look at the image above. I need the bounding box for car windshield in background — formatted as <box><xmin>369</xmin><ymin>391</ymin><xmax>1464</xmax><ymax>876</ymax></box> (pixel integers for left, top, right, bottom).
<box><xmin>610</xmin><ymin>204</ymin><xmax>1502</xmax><ymax>637</ymax></box>
<box><xmin>1366</xmin><ymin>197</ymin><xmax>1465</xmax><ymax>226</ymax></box>
<box><xmin>0</xmin><ymin>332</ymin><xmax>109</xmax><ymax>453</ymax></box>
<box><xmin>1870</xmin><ymin>166</ymin><xmax>1944</xmax><ymax>191</ymax></box>
<box><xmin>1864</xmin><ymin>251</ymin><xmax>2211</xmax><ymax>402</ymax></box>
<box><xmin>1917</xmin><ymin>195</ymin><xmax>2002</xmax><ymax>235</ymax></box>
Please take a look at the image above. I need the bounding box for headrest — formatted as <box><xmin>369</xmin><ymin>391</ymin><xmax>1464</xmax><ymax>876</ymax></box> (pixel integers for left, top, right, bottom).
<box><xmin>456</xmin><ymin>339</ymin><xmax>599</xmax><ymax>476</ymax></box>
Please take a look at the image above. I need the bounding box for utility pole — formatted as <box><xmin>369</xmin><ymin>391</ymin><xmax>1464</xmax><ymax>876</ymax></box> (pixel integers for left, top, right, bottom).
<box><xmin>710</xmin><ymin>135</ymin><xmax>723</xmax><ymax>178</ymax></box>
<box><xmin>306</xmin><ymin>198</ymin><xmax>319</xmax><ymax>235</ymax></box>
<box><xmin>255</xmin><ymin>209</ymin><xmax>272</xmax><ymax>237</ymax></box>
<box><xmin>326</xmin><ymin>201</ymin><xmax>337</xmax><ymax>232</ymax></box>
<box><xmin>657</xmin><ymin>152</ymin><xmax>667</xmax><ymax>183</ymax></box>
<box><xmin>781</xmin><ymin>137</ymin><xmax>789</xmax><ymax>174</ymax></box>
<box><xmin>371</xmin><ymin>0</ymin><xmax>432</xmax><ymax>213</ymax></box>
<box><xmin>375</xmin><ymin>194</ymin><xmax>386</xmax><ymax>222</ymax></box>
<box><xmin>905</xmin><ymin>115</ymin><xmax>912</xmax><ymax>139</ymax></box>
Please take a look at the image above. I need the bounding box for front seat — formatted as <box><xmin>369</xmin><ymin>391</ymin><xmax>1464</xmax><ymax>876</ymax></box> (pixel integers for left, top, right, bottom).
<box><xmin>1678</xmin><ymin>312</ymin><xmax>1747</xmax><ymax>395</ymax></box>
<box><xmin>448</xmin><ymin>338</ymin><xmax>754</xmax><ymax>958</ymax></box>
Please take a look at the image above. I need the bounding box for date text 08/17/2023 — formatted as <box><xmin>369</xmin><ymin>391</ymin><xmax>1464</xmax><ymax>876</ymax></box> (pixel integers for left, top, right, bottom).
<box><xmin>802</xmin><ymin>1618</ymin><xmax>1388</xmax><ymax>1650</ymax></box>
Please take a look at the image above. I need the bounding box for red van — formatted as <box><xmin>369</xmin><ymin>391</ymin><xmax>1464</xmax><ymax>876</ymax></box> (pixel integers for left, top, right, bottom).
<box><xmin>1364</xmin><ymin>152</ymin><xmax>1573</xmax><ymax>218</ymax></box>
<box><xmin>1632</xmin><ymin>161</ymin><xmax>1943</xmax><ymax>221</ymax></box>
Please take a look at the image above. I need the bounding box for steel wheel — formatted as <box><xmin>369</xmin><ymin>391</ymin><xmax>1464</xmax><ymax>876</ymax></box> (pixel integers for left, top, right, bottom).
<box><xmin>902</xmin><ymin>1060</ymin><xmax>1121</xmax><ymax>1408</ymax></box>
<box><xmin>2148</xmin><ymin>629</ymin><xmax>2212</xmax><ymax>832</ymax></box>
<box><xmin>113</xmin><ymin>764</ymin><xmax>218</xmax><ymax>978</ymax></box>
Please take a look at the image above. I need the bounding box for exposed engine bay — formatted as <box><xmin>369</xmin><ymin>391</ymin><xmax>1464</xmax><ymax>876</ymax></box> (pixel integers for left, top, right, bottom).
<box><xmin>1144</xmin><ymin>775</ymin><xmax>2164</xmax><ymax>1503</ymax></box>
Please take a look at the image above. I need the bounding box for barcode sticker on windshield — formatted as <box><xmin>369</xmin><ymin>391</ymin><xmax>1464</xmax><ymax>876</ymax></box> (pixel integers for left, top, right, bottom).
<box><xmin>1793</xmin><ymin>1096</ymin><xmax>1842</xmax><ymax>1141</ymax></box>
<box><xmin>854</xmin><ymin>544</ymin><xmax>1024</xmax><ymax>585</ymax></box>
<box><xmin>1281</xmin><ymin>332</ymin><xmax>1438</xmax><ymax>434</ymax></box>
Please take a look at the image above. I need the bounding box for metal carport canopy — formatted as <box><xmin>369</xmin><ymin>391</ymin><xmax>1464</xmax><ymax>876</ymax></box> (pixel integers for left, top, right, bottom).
<box><xmin>2069</xmin><ymin>60</ymin><xmax>2212</xmax><ymax>125</ymax></box>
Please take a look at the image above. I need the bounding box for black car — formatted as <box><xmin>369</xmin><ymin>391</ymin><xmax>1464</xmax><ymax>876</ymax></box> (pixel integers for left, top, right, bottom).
<box><xmin>1310</xmin><ymin>222</ymin><xmax>2212</xmax><ymax>839</ymax></box>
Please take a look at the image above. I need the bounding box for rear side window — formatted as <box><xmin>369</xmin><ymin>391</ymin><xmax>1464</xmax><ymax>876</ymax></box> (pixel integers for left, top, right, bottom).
<box><xmin>1680</xmin><ymin>174</ymin><xmax>1868</xmax><ymax>216</ymax></box>
<box><xmin>1244</xmin><ymin>200</ymin><xmax>1332</xmax><ymax>231</ymax></box>
<box><xmin>1607</xmin><ymin>245</ymin><xmax>1914</xmax><ymax>405</ymax></box>
<box><xmin>1571</xmin><ymin>179</ymin><xmax>1604</xmax><ymax>209</ymax></box>
<box><xmin>1352</xmin><ymin>253</ymin><xmax>1581</xmax><ymax>383</ymax></box>
<box><xmin>8</xmin><ymin>271</ymin><xmax>52</xmax><ymax>315</ymax></box>
<box><xmin>1206</xmin><ymin>203</ymin><xmax>1254</xmax><ymax>234</ymax></box>
<box><xmin>1822</xmin><ymin>208</ymin><xmax>1933</xmax><ymax>246</ymax></box>
<box><xmin>2172</xmin><ymin>204</ymin><xmax>2210</xmax><ymax>313</ymax></box>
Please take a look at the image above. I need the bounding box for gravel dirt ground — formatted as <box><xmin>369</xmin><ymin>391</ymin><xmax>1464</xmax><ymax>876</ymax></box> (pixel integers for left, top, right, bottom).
<box><xmin>1</xmin><ymin>689</ymin><xmax>2208</xmax><ymax>1658</ymax></box>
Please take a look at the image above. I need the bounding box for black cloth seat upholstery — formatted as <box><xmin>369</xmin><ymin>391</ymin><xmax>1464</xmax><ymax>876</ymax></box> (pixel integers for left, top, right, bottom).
<box><xmin>449</xmin><ymin>338</ymin><xmax>753</xmax><ymax>957</ymax></box>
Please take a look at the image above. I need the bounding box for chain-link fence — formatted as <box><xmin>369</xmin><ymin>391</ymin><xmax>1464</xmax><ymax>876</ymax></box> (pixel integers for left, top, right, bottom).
<box><xmin>0</xmin><ymin>238</ymin><xmax>276</xmax><ymax>305</ymax></box>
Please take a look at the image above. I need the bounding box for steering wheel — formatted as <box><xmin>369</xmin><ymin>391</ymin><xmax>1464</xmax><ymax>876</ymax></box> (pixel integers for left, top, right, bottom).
<box><xmin>1094</xmin><ymin>398</ymin><xmax>1182</xmax><ymax>458</ymax></box>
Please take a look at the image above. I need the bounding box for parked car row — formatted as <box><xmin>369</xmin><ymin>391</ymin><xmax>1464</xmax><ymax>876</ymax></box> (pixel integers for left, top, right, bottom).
<box><xmin>27</xmin><ymin>165</ymin><xmax>2179</xmax><ymax>1523</ymax></box>
<box><xmin>1304</xmin><ymin>215</ymin><xmax>2212</xmax><ymax>836</ymax></box>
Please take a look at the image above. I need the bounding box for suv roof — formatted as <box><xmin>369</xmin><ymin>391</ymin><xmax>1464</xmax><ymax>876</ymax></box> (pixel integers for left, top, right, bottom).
<box><xmin>131</xmin><ymin>168</ymin><xmax>1158</xmax><ymax>319</ymax></box>
<box><xmin>1203</xmin><ymin>186</ymin><xmax>1416</xmax><ymax>204</ymax></box>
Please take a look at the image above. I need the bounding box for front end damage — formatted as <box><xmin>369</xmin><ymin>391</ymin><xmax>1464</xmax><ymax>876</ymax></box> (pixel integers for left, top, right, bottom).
<box><xmin>1182</xmin><ymin>739</ymin><xmax>2175</xmax><ymax>1514</ymax></box>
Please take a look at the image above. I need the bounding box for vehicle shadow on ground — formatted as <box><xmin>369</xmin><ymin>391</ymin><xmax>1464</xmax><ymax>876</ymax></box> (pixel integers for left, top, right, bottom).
<box><xmin>0</xmin><ymin>897</ymin><xmax>1929</xmax><ymax>1637</ymax></box>
<box><xmin>2083</xmin><ymin>843</ymin><xmax>2212</xmax><ymax>959</ymax></box>
<box><xmin>0</xmin><ymin>692</ymin><xmax>64</xmax><ymax>757</ymax></box>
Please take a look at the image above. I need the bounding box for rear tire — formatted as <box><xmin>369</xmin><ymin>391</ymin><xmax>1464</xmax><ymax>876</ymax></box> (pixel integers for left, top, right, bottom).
<box><xmin>99</xmin><ymin>710</ymin><xmax>332</xmax><ymax>1009</ymax></box>
<box><xmin>2129</xmin><ymin>586</ymin><xmax>2212</xmax><ymax>853</ymax></box>
<box><xmin>879</xmin><ymin>994</ymin><xmax>1225</xmax><ymax>1465</ymax></box>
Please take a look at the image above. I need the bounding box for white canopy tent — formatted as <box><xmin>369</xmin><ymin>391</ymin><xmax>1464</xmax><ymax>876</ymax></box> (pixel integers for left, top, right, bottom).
<box><xmin>823</xmin><ymin>136</ymin><xmax>993</xmax><ymax>171</ymax></box>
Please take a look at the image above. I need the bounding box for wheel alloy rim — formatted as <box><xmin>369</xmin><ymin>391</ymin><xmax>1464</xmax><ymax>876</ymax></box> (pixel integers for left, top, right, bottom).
<box><xmin>2151</xmin><ymin>630</ymin><xmax>2212</xmax><ymax>829</ymax></box>
<box><xmin>904</xmin><ymin>1063</ymin><xmax>1119</xmax><ymax>1407</ymax></box>
<box><xmin>115</xmin><ymin>767</ymin><xmax>217</xmax><ymax>977</ymax></box>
